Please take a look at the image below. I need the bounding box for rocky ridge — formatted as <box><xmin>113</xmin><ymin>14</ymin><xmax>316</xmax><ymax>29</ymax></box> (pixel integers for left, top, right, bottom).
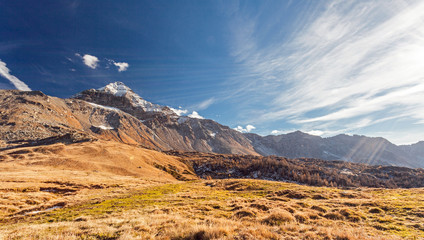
<box><xmin>1</xmin><ymin>82</ymin><xmax>423</xmax><ymax>168</ymax></box>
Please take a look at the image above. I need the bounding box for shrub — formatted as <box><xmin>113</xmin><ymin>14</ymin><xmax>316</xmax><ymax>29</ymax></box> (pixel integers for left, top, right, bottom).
<box><xmin>250</xmin><ymin>203</ymin><xmax>269</xmax><ymax>211</ymax></box>
<box><xmin>262</xmin><ymin>211</ymin><xmax>295</xmax><ymax>226</ymax></box>
<box><xmin>234</xmin><ymin>209</ymin><xmax>256</xmax><ymax>219</ymax></box>
<box><xmin>294</xmin><ymin>213</ymin><xmax>308</xmax><ymax>223</ymax></box>
<box><xmin>369</xmin><ymin>207</ymin><xmax>383</xmax><ymax>214</ymax></box>
<box><xmin>179</xmin><ymin>229</ymin><xmax>227</xmax><ymax>240</ymax></box>
<box><xmin>311</xmin><ymin>205</ymin><xmax>328</xmax><ymax>213</ymax></box>
<box><xmin>323</xmin><ymin>212</ymin><xmax>344</xmax><ymax>220</ymax></box>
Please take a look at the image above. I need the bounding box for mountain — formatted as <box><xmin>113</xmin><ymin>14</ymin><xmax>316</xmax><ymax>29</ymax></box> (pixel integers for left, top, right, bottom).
<box><xmin>246</xmin><ymin>132</ymin><xmax>423</xmax><ymax>168</ymax></box>
<box><xmin>1</xmin><ymin>82</ymin><xmax>423</xmax><ymax>168</ymax></box>
<box><xmin>0</xmin><ymin>89</ymin><xmax>161</xmax><ymax>150</ymax></box>
<box><xmin>0</xmin><ymin>82</ymin><xmax>257</xmax><ymax>155</ymax></box>
<box><xmin>400</xmin><ymin>141</ymin><xmax>424</xmax><ymax>165</ymax></box>
<box><xmin>73</xmin><ymin>82</ymin><xmax>258</xmax><ymax>155</ymax></box>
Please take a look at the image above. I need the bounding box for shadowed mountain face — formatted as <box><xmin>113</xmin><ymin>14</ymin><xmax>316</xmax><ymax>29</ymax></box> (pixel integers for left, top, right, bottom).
<box><xmin>245</xmin><ymin>132</ymin><xmax>423</xmax><ymax>168</ymax></box>
<box><xmin>1</xmin><ymin>82</ymin><xmax>423</xmax><ymax>168</ymax></box>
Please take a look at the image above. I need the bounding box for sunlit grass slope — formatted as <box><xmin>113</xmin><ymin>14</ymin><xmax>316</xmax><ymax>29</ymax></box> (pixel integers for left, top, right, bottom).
<box><xmin>2</xmin><ymin>178</ymin><xmax>424</xmax><ymax>239</ymax></box>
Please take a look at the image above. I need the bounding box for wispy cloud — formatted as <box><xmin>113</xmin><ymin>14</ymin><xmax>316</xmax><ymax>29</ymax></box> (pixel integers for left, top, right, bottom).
<box><xmin>193</xmin><ymin>97</ymin><xmax>216</xmax><ymax>110</ymax></box>
<box><xmin>0</xmin><ymin>60</ymin><xmax>31</xmax><ymax>91</ymax></box>
<box><xmin>229</xmin><ymin>0</ymin><xmax>424</xmax><ymax>140</ymax></box>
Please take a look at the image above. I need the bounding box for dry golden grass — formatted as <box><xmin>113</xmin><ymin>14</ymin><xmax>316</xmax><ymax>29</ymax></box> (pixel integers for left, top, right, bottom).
<box><xmin>0</xmin><ymin>140</ymin><xmax>196</xmax><ymax>220</ymax></box>
<box><xmin>2</xmin><ymin>178</ymin><xmax>423</xmax><ymax>239</ymax></box>
<box><xmin>1</xmin><ymin>141</ymin><xmax>424</xmax><ymax>239</ymax></box>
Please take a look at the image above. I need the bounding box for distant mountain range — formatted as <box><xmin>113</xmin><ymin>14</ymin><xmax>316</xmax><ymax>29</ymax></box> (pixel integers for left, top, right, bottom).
<box><xmin>246</xmin><ymin>131</ymin><xmax>424</xmax><ymax>168</ymax></box>
<box><xmin>1</xmin><ymin>82</ymin><xmax>423</xmax><ymax>168</ymax></box>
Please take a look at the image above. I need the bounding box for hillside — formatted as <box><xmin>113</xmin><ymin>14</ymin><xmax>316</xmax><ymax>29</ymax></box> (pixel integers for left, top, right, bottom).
<box><xmin>2</xmin><ymin>84</ymin><xmax>423</xmax><ymax>168</ymax></box>
<box><xmin>0</xmin><ymin>139</ymin><xmax>196</xmax><ymax>221</ymax></box>
<box><xmin>167</xmin><ymin>151</ymin><xmax>424</xmax><ymax>188</ymax></box>
<box><xmin>1</xmin><ymin>86</ymin><xmax>424</xmax><ymax>239</ymax></box>
<box><xmin>1</xmin><ymin>138</ymin><xmax>423</xmax><ymax>239</ymax></box>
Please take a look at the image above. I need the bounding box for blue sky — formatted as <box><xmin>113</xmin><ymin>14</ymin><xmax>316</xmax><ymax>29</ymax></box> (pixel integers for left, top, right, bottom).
<box><xmin>1</xmin><ymin>0</ymin><xmax>424</xmax><ymax>145</ymax></box>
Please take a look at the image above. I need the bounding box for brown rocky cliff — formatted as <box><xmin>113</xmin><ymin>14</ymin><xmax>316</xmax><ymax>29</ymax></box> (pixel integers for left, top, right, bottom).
<box><xmin>0</xmin><ymin>90</ymin><xmax>161</xmax><ymax>150</ymax></box>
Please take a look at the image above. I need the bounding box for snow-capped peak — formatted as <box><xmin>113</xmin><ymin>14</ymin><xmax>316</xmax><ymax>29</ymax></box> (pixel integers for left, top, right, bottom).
<box><xmin>98</xmin><ymin>81</ymin><xmax>131</xmax><ymax>97</ymax></box>
<box><xmin>97</xmin><ymin>82</ymin><xmax>172</xmax><ymax>113</ymax></box>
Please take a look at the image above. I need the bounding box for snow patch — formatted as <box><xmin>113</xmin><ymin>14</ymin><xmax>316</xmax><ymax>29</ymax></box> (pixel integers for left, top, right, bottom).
<box><xmin>209</xmin><ymin>132</ymin><xmax>216</xmax><ymax>138</ymax></box>
<box><xmin>340</xmin><ymin>169</ymin><xmax>355</xmax><ymax>176</ymax></box>
<box><xmin>96</xmin><ymin>125</ymin><xmax>114</xmax><ymax>130</ymax></box>
<box><xmin>129</xmin><ymin>94</ymin><xmax>163</xmax><ymax>112</ymax></box>
<box><xmin>88</xmin><ymin>102</ymin><xmax>120</xmax><ymax>112</ymax></box>
<box><xmin>178</xmin><ymin>116</ymin><xmax>189</xmax><ymax>124</ymax></box>
<box><xmin>88</xmin><ymin>102</ymin><xmax>121</xmax><ymax>112</ymax></box>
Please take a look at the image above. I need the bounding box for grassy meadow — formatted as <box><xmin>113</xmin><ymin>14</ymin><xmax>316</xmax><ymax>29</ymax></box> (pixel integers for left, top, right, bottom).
<box><xmin>2</xmin><ymin>178</ymin><xmax>424</xmax><ymax>239</ymax></box>
<box><xmin>1</xmin><ymin>142</ymin><xmax>424</xmax><ymax>239</ymax></box>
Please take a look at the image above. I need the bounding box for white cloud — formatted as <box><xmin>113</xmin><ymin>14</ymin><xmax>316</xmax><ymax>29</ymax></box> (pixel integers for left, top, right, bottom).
<box><xmin>246</xmin><ymin>124</ymin><xmax>256</xmax><ymax>132</ymax></box>
<box><xmin>234</xmin><ymin>124</ymin><xmax>256</xmax><ymax>133</ymax></box>
<box><xmin>271</xmin><ymin>129</ymin><xmax>324</xmax><ymax>136</ymax></box>
<box><xmin>305</xmin><ymin>130</ymin><xmax>325</xmax><ymax>136</ymax></box>
<box><xmin>170</xmin><ymin>107</ymin><xmax>188</xmax><ymax>116</ymax></box>
<box><xmin>0</xmin><ymin>60</ymin><xmax>31</xmax><ymax>91</ymax></box>
<box><xmin>271</xmin><ymin>130</ymin><xmax>285</xmax><ymax>135</ymax></box>
<box><xmin>188</xmin><ymin>111</ymin><xmax>204</xmax><ymax>119</ymax></box>
<box><xmin>105</xmin><ymin>58</ymin><xmax>129</xmax><ymax>72</ymax></box>
<box><xmin>75</xmin><ymin>54</ymin><xmax>129</xmax><ymax>72</ymax></box>
<box><xmin>82</xmin><ymin>54</ymin><xmax>99</xmax><ymax>69</ymax></box>
<box><xmin>76</xmin><ymin>53</ymin><xmax>99</xmax><ymax>69</ymax></box>
<box><xmin>271</xmin><ymin>129</ymin><xmax>298</xmax><ymax>135</ymax></box>
<box><xmin>113</xmin><ymin>61</ymin><xmax>129</xmax><ymax>72</ymax></box>
<box><xmin>229</xmin><ymin>0</ymin><xmax>424</xmax><ymax>140</ymax></box>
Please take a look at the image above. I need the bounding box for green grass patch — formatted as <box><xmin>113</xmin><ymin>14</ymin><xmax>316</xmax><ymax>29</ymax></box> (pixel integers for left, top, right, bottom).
<box><xmin>38</xmin><ymin>183</ymin><xmax>185</xmax><ymax>223</ymax></box>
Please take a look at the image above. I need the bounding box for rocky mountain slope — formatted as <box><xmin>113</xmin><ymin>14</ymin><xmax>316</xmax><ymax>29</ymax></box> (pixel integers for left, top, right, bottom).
<box><xmin>73</xmin><ymin>82</ymin><xmax>258</xmax><ymax>155</ymax></box>
<box><xmin>1</xmin><ymin>82</ymin><xmax>423</xmax><ymax>168</ymax></box>
<box><xmin>0</xmin><ymin>89</ymin><xmax>161</xmax><ymax>150</ymax></box>
<box><xmin>0</xmin><ymin>83</ymin><xmax>257</xmax><ymax>155</ymax></box>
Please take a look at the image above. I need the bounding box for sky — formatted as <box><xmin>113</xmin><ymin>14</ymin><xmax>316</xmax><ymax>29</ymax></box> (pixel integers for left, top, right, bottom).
<box><xmin>1</xmin><ymin>0</ymin><xmax>424</xmax><ymax>145</ymax></box>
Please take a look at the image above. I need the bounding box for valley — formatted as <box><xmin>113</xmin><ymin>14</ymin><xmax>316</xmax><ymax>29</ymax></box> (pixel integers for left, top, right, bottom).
<box><xmin>1</xmin><ymin>158</ymin><xmax>424</xmax><ymax>239</ymax></box>
<box><xmin>1</xmin><ymin>86</ymin><xmax>424</xmax><ymax>239</ymax></box>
